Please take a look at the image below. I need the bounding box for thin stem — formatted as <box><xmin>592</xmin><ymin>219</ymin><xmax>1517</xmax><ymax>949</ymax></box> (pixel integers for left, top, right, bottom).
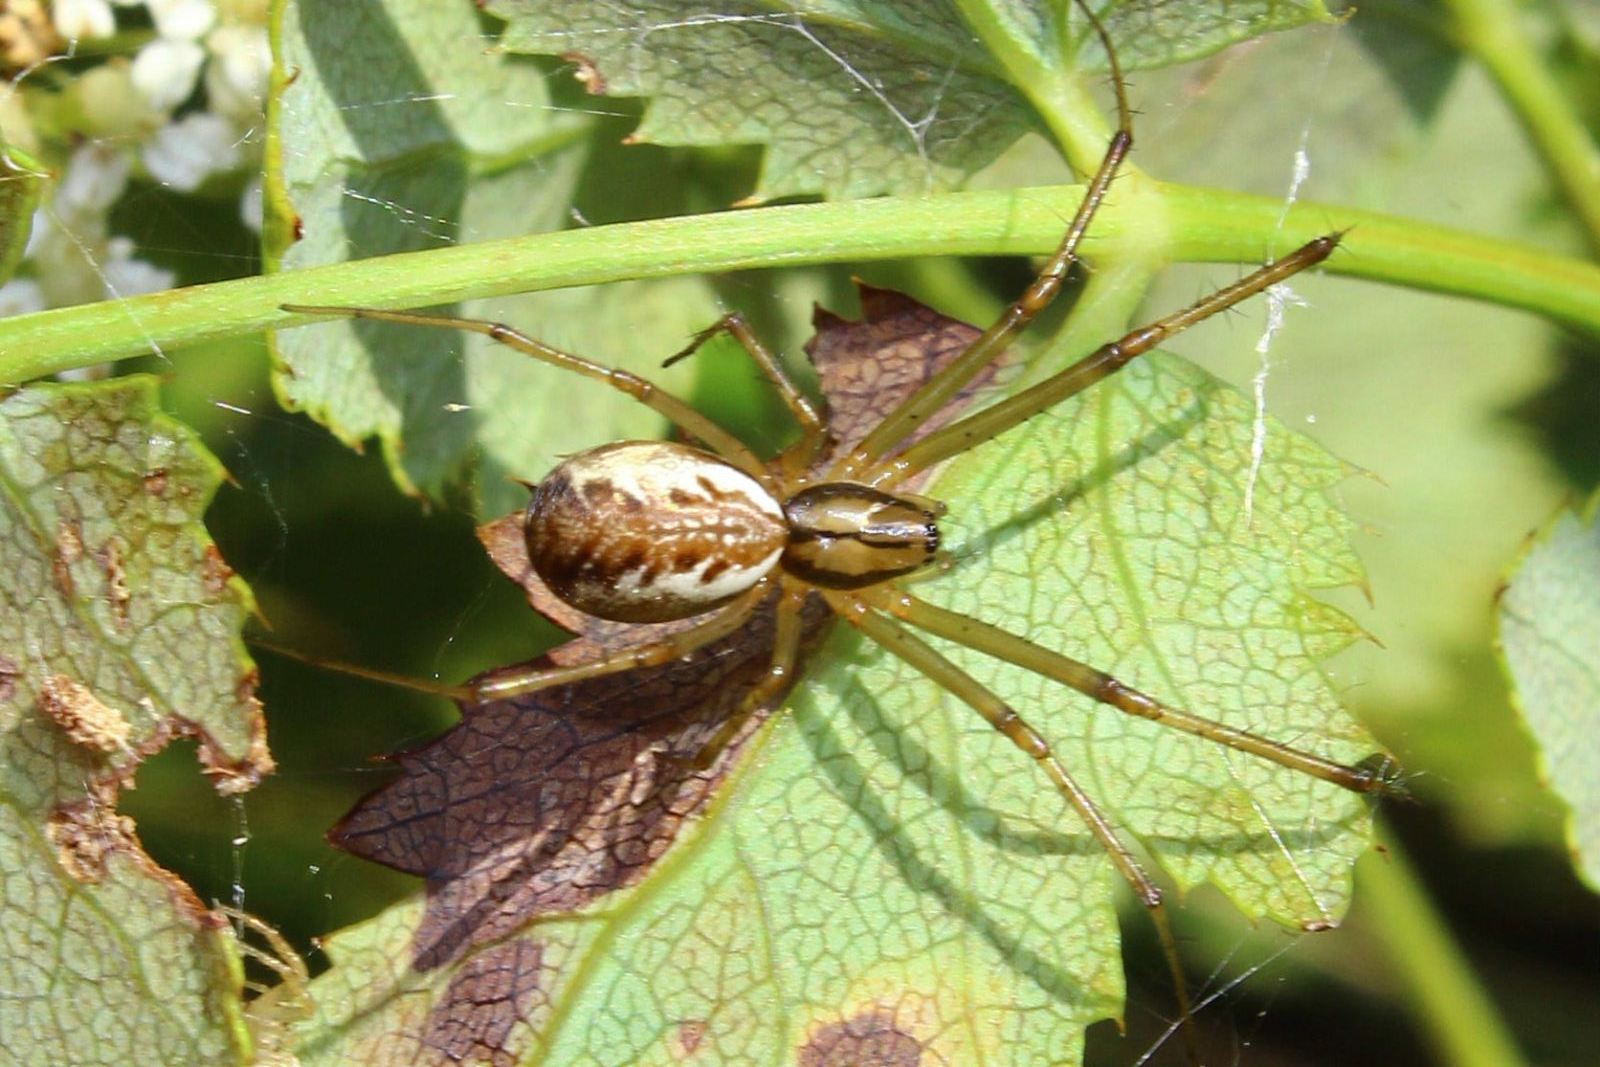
<box><xmin>1443</xmin><ymin>0</ymin><xmax>1600</xmax><ymax>254</ymax></box>
<box><xmin>3</xmin><ymin>183</ymin><xmax>1600</xmax><ymax>384</ymax></box>
<box><xmin>1361</xmin><ymin>828</ymin><xmax>1530</xmax><ymax>1067</ymax></box>
<box><xmin>947</xmin><ymin>0</ymin><xmax>1116</xmax><ymax>173</ymax></box>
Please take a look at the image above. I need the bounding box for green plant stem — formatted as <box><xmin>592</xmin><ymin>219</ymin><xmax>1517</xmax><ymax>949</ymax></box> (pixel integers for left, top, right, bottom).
<box><xmin>3</xmin><ymin>182</ymin><xmax>1599</xmax><ymax>385</ymax></box>
<box><xmin>949</xmin><ymin>0</ymin><xmax>1112</xmax><ymax>176</ymax></box>
<box><xmin>1361</xmin><ymin>828</ymin><xmax>1530</xmax><ymax>1067</ymax></box>
<box><xmin>1444</xmin><ymin>0</ymin><xmax>1600</xmax><ymax>254</ymax></box>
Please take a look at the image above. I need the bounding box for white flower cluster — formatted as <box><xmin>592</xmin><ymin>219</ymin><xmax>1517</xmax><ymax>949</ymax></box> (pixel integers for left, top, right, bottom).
<box><xmin>1</xmin><ymin>0</ymin><xmax>269</xmax><ymax>317</ymax></box>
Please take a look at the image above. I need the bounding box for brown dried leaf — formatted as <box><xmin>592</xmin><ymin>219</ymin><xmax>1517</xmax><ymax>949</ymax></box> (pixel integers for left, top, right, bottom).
<box><xmin>807</xmin><ymin>282</ymin><xmax>999</xmax><ymax>463</ymax></box>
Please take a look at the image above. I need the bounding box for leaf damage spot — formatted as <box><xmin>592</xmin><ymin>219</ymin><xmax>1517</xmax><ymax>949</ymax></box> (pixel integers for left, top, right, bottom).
<box><xmin>142</xmin><ymin>467</ymin><xmax>169</xmax><ymax>496</ymax></box>
<box><xmin>798</xmin><ymin>1011</ymin><xmax>924</xmax><ymax>1067</ymax></box>
<box><xmin>202</xmin><ymin>542</ymin><xmax>236</xmax><ymax>597</ymax></box>
<box><xmin>421</xmin><ymin>938</ymin><xmax>545</xmax><ymax>1067</ymax></box>
<box><xmin>99</xmin><ymin>539</ymin><xmax>131</xmax><ymax>628</ymax></box>
<box><xmin>53</xmin><ymin>519</ymin><xmax>83</xmax><ymax>599</ymax></box>
<box><xmin>39</xmin><ymin>673</ymin><xmax>132</xmax><ymax>754</ymax></box>
<box><xmin>47</xmin><ymin>792</ymin><xmax>141</xmax><ymax>882</ymax></box>
<box><xmin>563</xmin><ymin>50</ymin><xmax>607</xmax><ymax>95</ymax></box>
<box><xmin>0</xmin><ymin>654</ymin><xmax>18</xmax><ymax>702</ymax></box>
<box><xmin>673</xmin><ymin>1020</ymin><xmax>707</xmax><ymax>1057</ymax></box>
<box><xmin>187</xmin><ymin>680</ymin><xmax>275</xmax><ymax>795</ymax></box>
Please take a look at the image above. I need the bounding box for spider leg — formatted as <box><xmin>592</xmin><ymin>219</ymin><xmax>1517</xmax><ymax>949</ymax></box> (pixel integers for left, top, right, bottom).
<box><xmin>468</xmin><ymin>581</ymin><xmax>771</xmax><ymax>704</ymax></box>
<box><xmin>827</xmin><ymin>591</ymin><xmax>1199</xmax><ymax>1061</ymax></box>
<box><xmin>675</xmin><ymin>578</ymin><xmax>809</xmax><ymax>771</ymax></box>
<box><xmin>247</xmin><ymin>636</ymin><xmax>479</xmax><ymax>702</ymax></box>
<box><xmin>831</xmin><ymin>1</ymin><xmax>1133</xmax><ymax>480</ymax></box>
<box><xmin>663</xmin><ymin>313</ymin><xmax>831</xmax><ymax>478</ymax></box>
<box><xmin>869</xmin><ymin>588</ymin><xmax>1392</xmax><ymax>795</ymax></box>
<box><xmin>864</xmin><ymin>234</ymin><xmax>1341</xmax><ymax>488</ymax></box>
<box><xmin>279</xmin><ymin>304</ymin><xmax>771</xmax><ymax>483</ymax></box>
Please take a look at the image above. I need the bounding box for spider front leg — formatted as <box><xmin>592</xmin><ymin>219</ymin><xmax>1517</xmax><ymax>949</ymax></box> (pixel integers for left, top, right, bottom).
<box><xmin>865</xmin><ymin>234</ymin><xmax>1342</xmax><ymax>488</ymax></box>
<box><xmin>834</xmin><ymin>7</ymin><xmax>1135</xmax><ymax>479</ymax></box>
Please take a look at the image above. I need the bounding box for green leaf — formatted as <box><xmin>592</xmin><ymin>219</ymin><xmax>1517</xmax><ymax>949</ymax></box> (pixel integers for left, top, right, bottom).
<box><xmin>1091</xmin><ymin>0</ymin><xmax>1336</xmax><ymax>70</ymax></box>
<box><xmin>491</xmin><ymin>1</ymin><xmax>1332</xmax><ymax>199</ymax></box>
<box><xmin>490</xmin><ymin>0</ymin><xmax>1036</xmax><ymax>200</ymax></box>
<box><xmin>1133</xmin><ymin>12</ymin><xmax>1580</xmax><ymax>841</ymax></box>
<box><xmin>268</xmin><ymin>0</ymin><xmax>742</xmax><ymax>515</ymax></box>
<box><xmin>295</xmin><ymin>328</ymin><xmax>1377</xmax><ymax>1064</ymax></box>
<box><xmin>0</xmin><ymin>138</ymin><xmax>45</xmax><ymax>285</ymax></box>
<box><xmin>0</xmin><ymin>377</ymin><xmax>270</xmax><ymax>1065</ymax></box>
<box><xmin>1498</xmin><ymin>490</ymin><xmax>1600</xmax><ymax>892</ymax></box>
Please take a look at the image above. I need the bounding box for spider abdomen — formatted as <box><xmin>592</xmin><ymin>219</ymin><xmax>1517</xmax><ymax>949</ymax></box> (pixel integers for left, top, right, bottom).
<box><xmin>780</xmin><ymin>482</ymin><xmax>939</xmax><ymax>590</ymax></box>
<box><xmin>525</xmin><ymin>441</ymin><xmax>787</xmax><ymax>624</ymax></box>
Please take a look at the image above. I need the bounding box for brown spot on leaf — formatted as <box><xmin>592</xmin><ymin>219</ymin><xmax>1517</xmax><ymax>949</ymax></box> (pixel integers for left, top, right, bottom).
<box><xmin>99</xmin><ymin>540</ymin><xmax>130</xmax><ymax>628</ymax></box>
<box><xmin>421</xmin><ymin>939</ymin><xmax>545</xmax><ymax>1067</ymax></box>
<box><xmin>799</xmin><ymin>1011</ymin><xmax>923</xmax><ymax>1067</ymax></box>
<box><xmin>192</xmin><ymin>681</ymin><xmax>274</xmax><ymax>795</ymax></box>
<box><xmin>563</xmin><ymin>50</ymin><xmax>607</xmax><ymax>94</ymax></box>
<box><xmin>0</xmin><ymin>655</ymin><xmax>18</xmax><ymax>702</ymax></box>
<box><xmin>39</xmin><ymin>674</ymin><xmax>132</xmax><ymax>754</ymax></box>
<box><xmin>142</xmin><ymin>467</ymin><xmax>169</xmax><ymax>496</ymax></box>
<box><xmin>202</xmin><ymin>542</ymin><xmax>236</xmax><ymax>597</ymax></box>
<box><xmin>53</xmin><ymin>520</ymin><xmax>83</xmax><ymax>599</ymax></box>
<box><xmin>674</xmin><ymin>1020</ymin><xmax>707</xmax><ymax>1057</ymax></box>
<box><xmin>46</xmin><ymin>785</ymin><xmax>218</xmax><ymax>927</ymax></box>
<box><xmin>48</xmin><ymin>793</ymin><xmax>140</xmax><ymax>882</ymax></box>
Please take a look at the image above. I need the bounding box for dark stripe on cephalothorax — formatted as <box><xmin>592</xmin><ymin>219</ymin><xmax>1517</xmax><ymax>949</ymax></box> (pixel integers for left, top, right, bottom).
<box><xmin>780</xmin><ymin>481</ymin><xmax>939</xmax><ymax>590</ymax></box>
<box><xmin>786</xmin><ymin>524</ymin><xmax>935</xmax><ymax>551</ymax></box>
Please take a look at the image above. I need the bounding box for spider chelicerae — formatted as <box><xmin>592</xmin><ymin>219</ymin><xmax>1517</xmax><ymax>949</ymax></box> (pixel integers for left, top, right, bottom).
<box><xmin>280</xmin><ymin>6</ymin><xmax>1394</xmax><ymax>1049</ymax></box>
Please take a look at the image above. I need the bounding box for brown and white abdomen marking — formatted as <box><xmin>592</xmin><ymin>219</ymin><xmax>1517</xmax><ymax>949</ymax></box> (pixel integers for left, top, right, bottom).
<box><xmin>525</xmin><ymin>441</ymin><xmax>787</xmax><ymax>624</ymax></box>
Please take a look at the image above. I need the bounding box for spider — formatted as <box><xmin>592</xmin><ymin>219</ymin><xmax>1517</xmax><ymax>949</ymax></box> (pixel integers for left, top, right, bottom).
<box><xmin>280</xmin><ymin>6</ymin><xmax>1392</xmax><ymax>1053</ymax></box>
